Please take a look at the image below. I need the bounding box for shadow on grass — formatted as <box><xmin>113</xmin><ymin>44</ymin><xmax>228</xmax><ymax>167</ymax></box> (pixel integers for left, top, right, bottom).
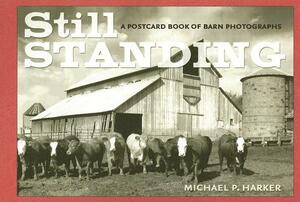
<box><xmin>197</xmin><ymin>171</ymin><xmax>220</xmax><ymax>182</ymax></box>
<box><xmin>242</xmin><ymin>168</ymin><xmax>255</xmax><ymax>176</ymax></box>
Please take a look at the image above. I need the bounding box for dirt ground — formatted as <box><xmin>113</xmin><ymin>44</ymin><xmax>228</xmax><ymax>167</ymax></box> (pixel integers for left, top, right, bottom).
<box><xmin>18</xmin><ymin>143</ymin><xmax>293</xmax><ymax>196</ymax></box>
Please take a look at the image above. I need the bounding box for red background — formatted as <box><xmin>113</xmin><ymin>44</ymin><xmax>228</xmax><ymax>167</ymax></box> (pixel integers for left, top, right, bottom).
<box><xmin>0</xmin><ymin>0</ymin><xmax>298</xmax><ymax>201</ymax></box>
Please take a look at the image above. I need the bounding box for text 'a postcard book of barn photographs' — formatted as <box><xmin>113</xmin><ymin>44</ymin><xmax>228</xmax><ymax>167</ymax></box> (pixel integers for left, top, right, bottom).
<box><xmin>17</xmin><ymin>6</ymin><xmax>294</xmax><ymax>197</ymax></box>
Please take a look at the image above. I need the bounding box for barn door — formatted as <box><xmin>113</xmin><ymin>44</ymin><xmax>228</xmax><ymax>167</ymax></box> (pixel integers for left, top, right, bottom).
<box><xmin>114</xmin><ymin>113</ymin><xmax>142</xmax><ymax>140</ymax></box>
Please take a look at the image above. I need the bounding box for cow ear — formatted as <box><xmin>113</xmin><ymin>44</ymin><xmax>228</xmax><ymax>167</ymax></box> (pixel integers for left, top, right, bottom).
<box><xmin>102</xmin><ymin>137</ymin><xmax>109</xmax><ymax>142</ymax></box>
<box><xmin>135</xmin><ymin>136</ymin><xmax>140</xmax><ymax>140</ymax></box>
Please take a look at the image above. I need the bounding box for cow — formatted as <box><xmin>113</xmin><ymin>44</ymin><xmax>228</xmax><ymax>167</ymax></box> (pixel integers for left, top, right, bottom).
<box><xmin>147</xmin><ymin>138</ymin><xmax>168</xmax><ymax>176</ymax></box>
<box><xmin>126</xmin><ymin>133</ymin><xmax>148</xmax><ymax>174</ymax></box>
<box><xmin>49</xmin><ymin>135</ymin><xmax>79</xmax><ymax>178</ymax></box>
<box><xmin>66</xmin><ymin>138</ymin><xmax>106</xmax><ymax>180</ymax></box>
<box><xmin>107</xmin><ymin>133</ymin><xmax>126</xmax><ymax>175</ymax></box>
<box><xmin>165</xmin><ymin>135</ymin><xmax>212</xmax><ymax>183</ymax></box>
<box><xmin>17</xmin><ymin>136</ymin><xmax>51</xmax><ymax>180</ymax></box>
<box><xmin>186</xmin><ymin>136</ymin><xmax>212</xmax><ymax>182</ymax></box>
<box><xmin>218</xmin><ymin>134</ymin><xmax>248</xmax><ymax>175</ymax></box>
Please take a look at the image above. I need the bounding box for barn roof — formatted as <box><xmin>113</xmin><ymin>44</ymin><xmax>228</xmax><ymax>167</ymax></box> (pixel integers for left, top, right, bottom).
<box><xmin>32</xmin><ymin>76</ymin><xmax>160</xmax><ymax>120</ymax></box>
<box><xmin>24</xmin><ymin>103</ymin><xmax>45</xmax><ymax>116</ymax></box>
<box><xmin>65</xmin><ymin>68</ymin><xmax>154</xmax><ymax>92</ymax></box>
<box><xmin>240</xmin><ymin>68</ymin><xmax>292</xmax><ymax>82</ymax></box>
<box><xmin>66</xmin><ymin>40</ymin><xmax>223</xmax><ymax>92</ymax></box>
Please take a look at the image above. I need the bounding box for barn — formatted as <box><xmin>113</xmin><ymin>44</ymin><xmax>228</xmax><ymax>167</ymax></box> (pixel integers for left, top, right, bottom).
<box><xmin>241</xmin><ymin>68</ymin><xmax>294</xmax><ymax>144</ymax></box>
<box><xmin>30</xmin><ymin>43</ymin><xmax>242</xmax><ymax>141</ymax></box>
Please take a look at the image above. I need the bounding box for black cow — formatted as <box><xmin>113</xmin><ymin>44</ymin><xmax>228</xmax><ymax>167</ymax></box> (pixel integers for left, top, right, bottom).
<box><xmin>50</xmin><ymin>135</ymin><xmax>79</xmax><ymax>178</ymax></box>
<box><xmin>66</xmin><ymin>138</ymin><xmax>106</xmax><ymax>180</ymax></box>
<box><xmin>186</xmin><ymin>136</ymin><xmax>212</xmax><ymax>182</ymax></box>
<box><xmin>164</xmin><ymin>135</ymin><xmax>212</xmax><ymax>183</ymax></box>
<box><xmin>164</xmin><ymin>136</ymin><xmax>181</xmax><ymax>175</ymax></box>
<box><xmin>218</xmin><ymin>134</ymin><xmax>248</xmax><ymax>175</ymax></box>
<box><xmin>17</xmin><ymin>136</ymin><xmax>51</xmax><ymax>180</ymax></box>
<box><xmin>147</xmin><ymin>138</ymin><xmax>168</xmax><ymax>176</ymax></box>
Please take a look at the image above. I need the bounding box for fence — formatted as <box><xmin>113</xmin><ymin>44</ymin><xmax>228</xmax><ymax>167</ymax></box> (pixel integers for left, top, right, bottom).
<box><xmin>22</xmin><ymin>129</ymin><xmax>114</xmax><ymax>142</ymax></box>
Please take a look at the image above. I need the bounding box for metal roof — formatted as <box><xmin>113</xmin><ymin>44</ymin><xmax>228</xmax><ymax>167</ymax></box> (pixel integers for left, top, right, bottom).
<box><xmin>240</xmin><ymin>68</ymin><xmax>292</xmax><ymax>82</ymax></box>
<box><xmin>65</xmin><ymin>68</ymin><xmax>154</xmax><ymax>92</ymax></box>
<box><xmin>24</xmin><ymin>103</ymin><xmax>45</xmax><ymax>116</ymax></box>
<box><xmin>32</xmin><ymin>76</ymin><xmax>160</xmax><ymax>120</ymax></box>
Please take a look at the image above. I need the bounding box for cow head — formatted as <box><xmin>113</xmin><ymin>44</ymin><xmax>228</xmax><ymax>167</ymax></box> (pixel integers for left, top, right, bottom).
<box><xmin>135</xmin><ymin>135</ymin><xmax>147</xmax><ymax>149</ymax></box>
<box><xmin>50</xmin><ymin>141</ymin><xmax>59</xmax><ymax>157</ymax></box>
<box><xmin>17</xmin><ymin>139</ymin><xmax>27</xmax><ymax>158</ymax></box>
<box><xmin>109</xmin><ymin>136</ymin><xmax>116</xmax><ymax>152</ymax></box>
<box><xmin>66</xmin><ymin>140</ymin><xmax>80</xmax><ymax>155</ymax></box>
<box><xmin>177</xmin><ymin>136</ymin><xmax>188</xmax><ymax>157</ymax></box>
<box><xmin>236</xmin><ymin>137</ymin><xmax>245</xmax><ymax>153</ymax></box>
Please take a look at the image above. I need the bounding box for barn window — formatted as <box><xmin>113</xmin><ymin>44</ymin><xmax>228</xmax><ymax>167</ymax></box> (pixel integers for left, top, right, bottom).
<box><xmin>183</xmin><ymin>74</ymin><xmax>201</xmax><ymax>105</ymax></box>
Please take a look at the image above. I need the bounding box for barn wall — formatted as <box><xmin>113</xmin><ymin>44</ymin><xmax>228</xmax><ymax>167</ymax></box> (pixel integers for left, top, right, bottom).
<box><xmin>116</xmin><ymin>78</ymin><xmax>182</xmax><ymax>141</ymax></box>
<box><xmin>31</xmin><ymin>113</ymin><xmax>113</xmax><ymax>141</ymax></box>
<box><xmin>218</xmin><ymin>90</ymin><xmax>242</xmax><ymax>136</ymax></box>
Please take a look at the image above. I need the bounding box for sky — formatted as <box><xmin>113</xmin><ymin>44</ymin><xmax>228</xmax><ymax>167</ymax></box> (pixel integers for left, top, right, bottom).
<box><xmin>17</xmin><ymin>7</ymin><xmax>293</xmax><ymax>129</ymax></box>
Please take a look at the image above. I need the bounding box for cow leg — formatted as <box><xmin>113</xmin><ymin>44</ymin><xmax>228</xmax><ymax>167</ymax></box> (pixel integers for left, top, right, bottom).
<box><xmin>119</xmin><ymin>166</ymin><xmax>124</xmax><ymax>176</ymax></box>
<box><xmin>86</xmin><ymin>162</ymin><xmax>92</xmax><ymax>180</ymax></box>
<box><xmin>71</xmin><ymin>157</ymin><xmax>77</xmax><ymax>174</ymax></box>
<box><xmin>156</xmin><ymin>155</ymin><xmax>161</xmax><ymax>168</ymax></box>
<box><xmin>142</xmin><ymin>163</ymin><xmax>147</xmax><ymax>174</ymax></box>
<box><xmin>193</xmin><ymin>161</ymin><xmax>199</xmax><ymax>184</ymax></box>
<box><xmin>181</xmin><ymin>158</ymin><xmax>188</xmax><ymax>176</ymax></box>
<box><xmin>240</xmin><ymin>163</ymin><xmax>244</xmax><ymax>174</ymax></box>
<box><xmin>118</xmin><ymin>157</ymin><xmax>125</xmax><ymax>176</ymax></box>
<box><xmin>107</xmin><ymin>154</ymin><xmax>112</xmax><ymax>176</ymax></box>
<box><xmin>232</xmin><ymin>160</ymin><xmax>237</xmax><ymax>175</ymax></box>
<box><xmin>162</xmin><ymin>157</ymin><xmax>169</xmax><ymax>177</ymax></box>
<box><xmin>40</xmin><ymin>162</ymin><xmax>45</xmax><ymax>176</ymax></box>
<box><xmin>44</xmin><ymin>159</ymin><xmax>50</xmax><ymax>177</ymax></box>
<box><xmin>20</xmin><ymin>162</ymin><xmax>27</xmax><ymax>181</ymax></box>
<box><xmin>33</xmin><ymin>163</ymin><xmax>38</xmax><ymax>180</ymax></box>
<box><xmin>64</xmin><ymin>161</ymin><xmax>71</xmax><ymax>177</ymax></box>
<box><xmin>219</xmin><ymin>153</ymin><xmax>223</xmax><ymax>173</ymax></box>
<box><xmin>75</xmin><ymin>156</ymin><xmax>83</xmax><ymax>180</ymax></box>
<box><xmin>52</xmin><ymin>161</ymin><xmax>59</xmax><ymax>178</ymax></box>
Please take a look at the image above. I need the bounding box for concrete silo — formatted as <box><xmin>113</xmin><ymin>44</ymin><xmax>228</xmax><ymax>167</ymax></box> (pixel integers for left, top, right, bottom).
<box><xmin>240</xmin><ymin>68</ymin><xmax>293</xmax><ymax>143</ymax></box>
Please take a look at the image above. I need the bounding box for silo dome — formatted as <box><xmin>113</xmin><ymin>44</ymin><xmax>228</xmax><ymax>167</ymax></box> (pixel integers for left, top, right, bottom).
<box><xmin>240</xmin><ymin>68</ymin><xmax>292</xmax><ymax>139</ymax></box>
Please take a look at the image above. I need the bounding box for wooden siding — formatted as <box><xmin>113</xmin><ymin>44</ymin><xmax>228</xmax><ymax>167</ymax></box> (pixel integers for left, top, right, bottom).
<box><xmin>31</xmin><ymin>67</ymin><xmax>242</xmax><ymax>141</ymax></box>
<box><xmin>31</xmin><ymin>113</ymin><xmax>113</xmax><ymax>140</ymax></box>
<box><xmin>218</xmin><ymin>90</ymin><xmax>242</xmax><ymax>136</ymax></box>
<box><xmin>116</xmin><ymin>78</ymin><xmax>182</xmax><ymax>140</ymax></box>
<box><xmin>199</xmin><ymin>68</ymin><xmax>219</xmax><ymax>87</ymax></box>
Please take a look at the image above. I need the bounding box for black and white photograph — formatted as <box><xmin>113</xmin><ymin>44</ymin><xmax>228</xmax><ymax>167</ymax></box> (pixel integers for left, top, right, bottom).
<box><xmin>17</xmin><ymin>6</ymin><xmax>294</xmax><ymax>196</ymax></box>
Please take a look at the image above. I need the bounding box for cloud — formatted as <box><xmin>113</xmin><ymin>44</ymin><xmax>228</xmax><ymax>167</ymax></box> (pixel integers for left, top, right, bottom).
<box><xmin>17</xmin><ymin>7</ymin><xmax>293</xmax><ymax>129</ymax></box>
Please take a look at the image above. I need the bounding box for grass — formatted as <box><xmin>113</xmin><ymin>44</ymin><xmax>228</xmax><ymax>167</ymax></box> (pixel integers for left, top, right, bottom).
<box><xmin>18</xmin><ymin>144</ymin><xmax>293</xmax><ymax>196</ymax></box>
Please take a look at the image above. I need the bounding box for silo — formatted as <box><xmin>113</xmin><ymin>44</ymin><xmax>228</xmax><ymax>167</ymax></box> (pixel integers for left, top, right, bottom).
<box><xmin>240</xmin><ymin>68</ymin><xmax>293</xmax><ymax>140</ymax></box>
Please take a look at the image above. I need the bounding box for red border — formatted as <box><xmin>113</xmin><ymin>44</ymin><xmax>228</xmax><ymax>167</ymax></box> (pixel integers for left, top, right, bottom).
<box><xmin>0</xmin><ymin>0</ymin><xmax>298</xmax><ymax>202</ymax></box>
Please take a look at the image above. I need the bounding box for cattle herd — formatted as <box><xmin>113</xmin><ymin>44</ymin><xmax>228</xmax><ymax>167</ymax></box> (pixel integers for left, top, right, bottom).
<box><xmin>17</xmin><ymin>133</ymin><xmax>247</xmax><ymax>183</ymax></box>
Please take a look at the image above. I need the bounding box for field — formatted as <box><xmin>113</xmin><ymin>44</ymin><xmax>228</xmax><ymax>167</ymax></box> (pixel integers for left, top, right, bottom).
<box><xmin>18</xmin><ymin>143</ymin><xmax>293</xmax><ymax>196</ymax></box>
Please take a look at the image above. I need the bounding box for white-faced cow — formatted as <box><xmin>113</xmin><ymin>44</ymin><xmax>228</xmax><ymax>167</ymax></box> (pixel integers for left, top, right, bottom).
<box><xmin>126</xmin><ymin>133</ymin><xmax>148</xmax><ymax>174</ymax></box>
<box><xmin>99</xmin><ymin>133</ymin><xmax>126</xmax><ymax>176</ymax></box>
<box><xmin>17</xmin><ymin>136</ymin><xmax>51</xmax><ymax>180</ymax></box>
<box><xmin>66</xmin><ymin>138</ymin><xmax>106</xmax><ymax>180</ymax></box>
<box><xmin>147</xmin><ymin>138</ymin><xmax>169</xmax><ymax>176</ymax></box>
<box><xmin>49</xmin><ymin>135</ymin><xmax>79</xmax><ymax>178</ymax></box>
<box><xmin>164</xmin><ymin>135</ymin><xmax>212</xmax><ymax>183</ymax></box>
<box><xmin>218</xmin><ymin>134</ymin><xmax>248</xmax><ymax>175</ymax></box>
